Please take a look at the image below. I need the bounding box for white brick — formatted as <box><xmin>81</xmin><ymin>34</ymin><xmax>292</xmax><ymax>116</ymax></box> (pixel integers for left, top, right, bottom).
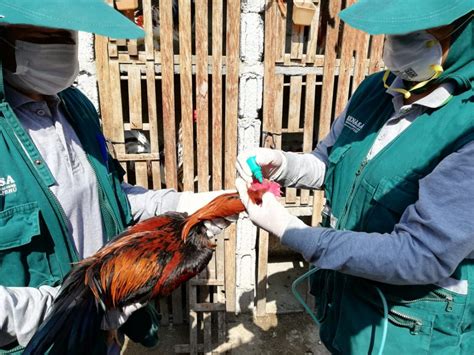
<box><xmin>241</xmin><ymin>0</ymin><xmax>265</xmax><ymax>14</ymax></box>
<box><xmin>240</xmin><ymin>13</ymin><xmax>263</xmax><ymax>64</ymax></box>
<box><xmin>238</xmin><ymin>72</ymin><xmax>263</xmax><ymax>119</ymax></box>
<box><xmin>76</xmin><ymin>32</ymin><xmax>98</xmax><ymax>110</ymax></box>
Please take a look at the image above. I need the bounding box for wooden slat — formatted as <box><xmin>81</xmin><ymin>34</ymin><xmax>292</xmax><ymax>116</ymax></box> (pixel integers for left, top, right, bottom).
<box><xmin>116</xmin><ymin>153</ymin><xmax>159</xmax><ymax>161</ymax></box>
<box><xmin>256</xmin><ymin>229</ymin><xmax>269</xmax><ymax>316</ymax></box>
<box><xmin>305</xmin><ymin>1</ymin><xmax>321</xmax><ymax>63</ymax></box>
<box><xmin>263</xmin><ymin>1</ymin><xmax>277</xmax><ymax>141</ymax></box>
<box><xmin>290</xmin><ymin>24</ymin><xmax>305</xmax><ymax>61</ymax></box>
<box><xmin>109</xmin><ymin>60</ymin><xmax>125</xmax><ymax>155</ymax></box>
<box><xmin>196</xmin><ymin>0</ymin><xmax>210</xmax><ymax>192</ymax></box>
<box><xmin>212</xmin><ymin>0</ymin><xmax>224</xmax><ymax>191</ymax></box>
<box><xmin>287</xmin><ymin>76</ymin><xmax>302</xmax><ymax>132</ymax></box>
<box><xmin>216</xmin><ymin>234</ymin><xmax>226</xmax><ymax>345</ymax></box>
<box><xmin>159</xmin><ymin>0</ymin><xmax>181</xmax><ymax>324</ymax></box>
<box><xmin>95</xmin><ymin>35</ymin><xmax>112</xmax><ymax>135</ymax></box>
<box><xmin>146</xmin><ymin>62</ymin><xmax>159</xmax><ymax>153</ymax></box>
<box><xmin>190</xmin><ymin>278</ymin><xmax>224</xmax><ymax>286</ymax></box>
<box><xmin>194</xmin><ymin>303</ymin><xmax>226</xmax><ymax>312</ymax></box>
<box><xmin>159</xmin><ymin>0</ymin><xmax>178</xmax><ymax>189</ymax></box>
<box><xmin>224</xmin><ymin>0</ymin><xmax>239</xmax><ymax>190</ymax></box>
<box><xmin>127</xmin><ymin>39</ymin><xmax>138</xmax><ymax>56</ymax></box>
<box><xmin>368</xmin><ymin>35</ymin><xmax>385</xmax><ymax>75</ymax></box>
<box><xmin>276</xmin><ymin>0</ymin><xmax>287</xmax><ymax>63</ymax></box>
<box><xmin>142</xmin><ymin>0</ymin><xmax>155</xmax><ymax>60</ymax></box>
<box><xmin>286</xmin><ymin>74</ymin><xmax>299</xmax><ymax>206</ymax></box>
<box><xmin>334</xmin><ymin>18</ymin><xmax>357</xmax><ymax>117</ymax></box>
<box><xmin>318</xmin><ymin>0</ymin><xmax>342</xmax><ymax>139</ymax></box>
<box><xmin>178</xmin><ymin>0</ymin><xmax>195</xmax><ymax>190</ymax></box>
<box><xmin>223</xmin><ymin>0</ymin><xmax>240</xmax><ymax>314</ymax></box>
<box><xmin>128</xmin><ymin>65</ymin><xmax>143</xmax><ymax>130</ymax></box>
<box><xmin>188</xmin><ymin>283</ymin><xmax>198</xmax><ymax>354</ymax></box>
<box><xmin>195</xmin><ymin>4</ymin><xmax>211</xmax><ymax>351</ymax></box>
<box><xmin>134</xmin><ymin>161</ymin><xmax>148</xmax><ymax>187</ymax></box>
<box><xmin>270</xmin><ymin>75</ymin><xmax>284</xmax><ymax>149</ymax></box>
<box><xmin>300</xmin><ymin>74</ymin><xmax>317</xmax><ymax>205</ymax></box>
<box><xmin>352</xmin><ymin>30</ymin><xmax>370</xmax><ymax>90</ymax></box>
<box><xmin>108</xmin><ymin>42</ymin><xmax>118</xmax><ymax>58</ymax></box>
<box><xmin>224</xmin><ymin>226</ymin><xmax>236</xmax><ymax>313</ymax></box>
<box><xmin>151</xmin><ymin>161</ymin><xmax>162</xmax><ymax>190</ymax></box>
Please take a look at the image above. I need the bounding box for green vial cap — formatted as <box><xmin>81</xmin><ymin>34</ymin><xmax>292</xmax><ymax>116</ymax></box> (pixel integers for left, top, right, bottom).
<box><xmin>246</xmin><ymin>156</ymin><xmax>263</xmax><ymax>183</ymax></box>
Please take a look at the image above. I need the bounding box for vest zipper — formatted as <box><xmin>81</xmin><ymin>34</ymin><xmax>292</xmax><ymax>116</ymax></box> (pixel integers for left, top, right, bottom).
<box><xmin>1</xmin><ymin>111</ymin><xmax>79</xmax><ymax>262</ymax></box>
<box><xmin>59</xmin><ymin>98</ymin><xmax>122</xmax><ymax>238</ymax></box>
<box><xmin>86</xmin><ymin>157</ymin><xmax>122</xmax><ymax>237</ymax></box>
<box><xmin>388</xmin><ymin>309</ymin><xmax>423</xmax><ymax>335</ymax></box>
<box><xmin>338</xmin><ymin>158</ymin><xmax>368</xmax><ymax>228</ymax></box>
<box><xmin>383</xmin><ymin>289</ymin><xmax>454</xmax><ymax>312</ymax></box>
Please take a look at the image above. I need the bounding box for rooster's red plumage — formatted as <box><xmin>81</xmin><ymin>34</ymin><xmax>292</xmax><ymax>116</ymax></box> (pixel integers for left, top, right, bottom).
<box><xmin>24</xmin><ymin>181</ymin><xmax>280</xmax><ymax>354</ymax></box>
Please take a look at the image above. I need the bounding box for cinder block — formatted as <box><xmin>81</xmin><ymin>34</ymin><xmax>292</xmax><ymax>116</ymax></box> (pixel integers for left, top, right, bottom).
<box><xmin>240</xmin><ymin>13</ymin><xmax>264</xmax><ymax>64</ymax></box>
<box><xmin>241</xmin><ymin>0</ymin><xmax>266</xmax><ymax>14</ymax></box>
<box><xmin>238</xmin><ymin>72</ymin><xmax>263</xmax><ymax>119</ymax></box>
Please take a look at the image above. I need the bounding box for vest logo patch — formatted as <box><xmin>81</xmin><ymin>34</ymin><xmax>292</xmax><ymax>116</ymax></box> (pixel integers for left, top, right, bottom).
<box><xmin>344</xmin><ymin>115</ymin><xmax>365</xmax><ymax>133</ymax></box>
<box><xmin>0</xmin><ymin>175</ymin><xmax>17</xmax><ymax>196</ymax></box>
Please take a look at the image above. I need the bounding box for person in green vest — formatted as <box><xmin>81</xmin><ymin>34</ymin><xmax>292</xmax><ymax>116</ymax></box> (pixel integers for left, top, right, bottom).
<box><xmin>0</xmin><ymin>1</ymin><xmax>233</xmax><ymax>353</ymax></box>
<box><xmin>237</xmin><ymin>1</ymin><xmax>474</xmax><ymax>354</ymax></box>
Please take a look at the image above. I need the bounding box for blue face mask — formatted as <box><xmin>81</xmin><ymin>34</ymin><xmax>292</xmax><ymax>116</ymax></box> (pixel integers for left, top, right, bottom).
<box><xmin>4</xmin><ymin>32</ymin><xmax>79</xmax><ymax>95</ymax></box>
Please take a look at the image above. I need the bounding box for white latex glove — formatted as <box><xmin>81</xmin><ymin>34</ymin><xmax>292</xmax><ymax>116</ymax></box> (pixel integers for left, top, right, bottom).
<box><xmin>235</xmin><ymin>177</ymin><xmax>294</xmax><ymax>238</ymax></box>
<box><xmin>176</xmin><ymin>190</ymin><xmax>238</xmax><ymax>237</ymax></box>
<box><xmin>236</xmin><ymin>148</ymin><xmax>287</xmax><ymax>183</ymax></box>
<box><xmin>101</xmin><ymin>302</ymin><xmax>145</xmax><ymax>330</ymax></box>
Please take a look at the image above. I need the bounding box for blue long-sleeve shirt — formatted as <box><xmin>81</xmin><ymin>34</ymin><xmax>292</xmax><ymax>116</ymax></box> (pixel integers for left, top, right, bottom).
<box><xmin>279</xmin><ymin>79</ymin><xmax>474</xmax><ymax>289</ymax></box>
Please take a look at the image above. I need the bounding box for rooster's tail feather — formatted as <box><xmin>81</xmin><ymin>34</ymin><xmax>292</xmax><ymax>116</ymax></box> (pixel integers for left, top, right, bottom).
<box><xmin>23</xmin><ymin>267</ymin><xmax>105</xmax><ymax>355</ymax></box>
<box><xmin>181</xmin><ymin>192</ymin><xmax>245</xmax><ymax>240</ymax></box>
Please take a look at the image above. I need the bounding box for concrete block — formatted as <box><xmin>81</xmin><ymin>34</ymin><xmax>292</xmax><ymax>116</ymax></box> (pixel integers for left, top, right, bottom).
<box><xmin>240</xmin><ymin>13</ymin><xmax>263</xmax><ymax>64</ymax></box>
<box><xmin>237</xmin><ymin>118</ymin><xmax>261</xmax><ymax>152</ymax></box>
<box><xmin>241</xmin><ymin>0</ymin><xmax>265</xmax><ymax>14</ymax></box>
<box><xmin>235</xmin><ymin>251</ymin><xmax>257</xmax><ymax>312</ymax></box>
<box><xmin>236</xmin><ymin>218</ymin><xmax>258</xmax><ymax>252</ymax></box>
<box><xmin>77</xmin><ymin>32</ymin><xmax>99</xmax><ymax>110</ymax></box>
<box><xmin>238</xmin><ymin>73</ymin><xmax>263</xmax><ymax>119</ymax></box>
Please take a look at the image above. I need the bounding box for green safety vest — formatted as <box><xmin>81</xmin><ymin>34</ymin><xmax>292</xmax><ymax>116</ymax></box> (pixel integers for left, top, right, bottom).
<box><xmin>313</xmin><ymin>72</ymin><xmax>474</xmax><ymax>354</ymax></box>
<box><xmin>0</xmin><ymin>87</ymin><xmax>158</xmax><ymax>353</ymax></box>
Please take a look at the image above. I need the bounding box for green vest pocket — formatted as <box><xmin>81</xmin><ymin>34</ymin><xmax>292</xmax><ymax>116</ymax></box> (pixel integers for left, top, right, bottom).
<box><xmin>364</xmin><ymin>176</ymin><xmax>419</xmax><ymax>233</ymax></box>
<box><xmin>0</xmin><ymin>202</ymin><xmax>57</xmax><ymax>287</ymax></box>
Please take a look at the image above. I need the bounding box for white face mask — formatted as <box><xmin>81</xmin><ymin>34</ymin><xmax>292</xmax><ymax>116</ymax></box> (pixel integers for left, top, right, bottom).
<box><xmin>4</xmin><ymin>33</ymin><xmax>79</xmax><ymax>95</ymax></box>
<box><xmin>383</xmin><ymin>30</ymin><xmax>443</xmax><ymax>82</ymax></box>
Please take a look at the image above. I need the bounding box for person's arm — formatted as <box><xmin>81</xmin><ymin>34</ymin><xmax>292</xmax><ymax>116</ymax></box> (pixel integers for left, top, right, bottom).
<box><xmin>0</xmin><ymin>285</ymin><xmax>59</xmax><ymax>347</ymax></box>
<box><xmin>237</xmin><ymin>103</ymin><xmax>348</xmax><ymax>189</ymax></box>
<box><xmin>276</xmin><ymin>112</ymin><xmax>345</xmax><ymax>189</ymax></box>
<box><xmin>281</xmin><ymin>140</ymin><xmax>474</xmax><ymax>285</ymax></box>
<box><xmin>122</xmin><ymin>183</ymin><xmax>181</xmax><ymax>222</ymax></box>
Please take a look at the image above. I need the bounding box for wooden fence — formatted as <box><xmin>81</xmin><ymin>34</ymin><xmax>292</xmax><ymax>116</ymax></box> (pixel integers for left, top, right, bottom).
<box><xmin>95</xmin><ymin>0</ymin><xmax>385</xmax><ymax>352</ymax></box>
<box><xmin>95</xmin><ymin>0</ymin><xmax>240</xmax><ymax>352</ymax></box>
<box><xmin>257</xmin><ymin>0</ymin><xmax>384</xmax><ymax>316</ymax></box>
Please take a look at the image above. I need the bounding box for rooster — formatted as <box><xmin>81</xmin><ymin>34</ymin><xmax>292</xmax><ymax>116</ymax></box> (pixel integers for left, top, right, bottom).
<box><xmin>23</xmin><ymin>180</ymin><xmax>280</xmax><ymax>355</ymax></box>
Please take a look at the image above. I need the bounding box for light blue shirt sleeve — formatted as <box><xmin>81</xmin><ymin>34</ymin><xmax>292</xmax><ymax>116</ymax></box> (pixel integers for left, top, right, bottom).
<box><xmin>0</xmin><ymin>286</ymin><xmax>59</xmax><ymax>347</ymax></box>
<box><xmin>281</xmin><ymin>140</ymin><xmax>474</xmax><ymax>285</ymax></box>
<box><xmin>275</xmin><ymin>105</ymin><xmax>347</xmax><ymax>189</ymax></box>
<box><xmin>122</xmin><ymin>182</ymin><xmax>181</xmax><ymax>222</ymax></box>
